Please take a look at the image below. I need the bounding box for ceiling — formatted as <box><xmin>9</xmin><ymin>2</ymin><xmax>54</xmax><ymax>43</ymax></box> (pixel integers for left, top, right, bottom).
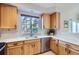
<box><xmin>9</xmin><ymin>3</ymin><xmax>79</xmax><ymax>15</ymax></box>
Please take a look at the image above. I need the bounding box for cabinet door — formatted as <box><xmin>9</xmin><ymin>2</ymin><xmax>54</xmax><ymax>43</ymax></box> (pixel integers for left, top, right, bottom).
<box><xmin>34</xmin><ymin>41</ymin><xmax>40</xmax><ymax>54</ymax></box>
<box><xmin>58</xmin><ymin>40</ymin><xmax>68</xmax><ymax>55</ymax></box>
<box><xmin>50</xmin><ymin>39</ymin><xmax>58</xmax><ymax>54</ymax></box>
<box><xmin>0</xmin><ymin>4</ymin><xmax>17</xmax><ymax>28</ymax></box>
<box><xmin>68</xmin><ymin>48</ymin><xmax>79</xmax><ymax>55</ymax></box>
<box><xmin>24</xmin><ymin>39</ymin><xmax>40</xmax><ymax>55</ymax></box>
<box><xmin>24</xmin><ymin>43</ymin><xmax>30</xmax><ymax>55</ymax></box>
<box><xmin>7</xmin><ymin>45</ymin><xmax>23</xmax><ymax>55</ymax></box>
<box><xmin>30</xmin><ymin>41</ymin><xmax>40</xmax><ymax>55</ymax></box>
<box><xmin>50</xmin><ymin>12</ymin><xmax>60</xmax><ymax>29</ymax></box>
<box><xmin>59</xmin><ymin>46</ymin><xmax>68</xmax><ymax>55</ymax></box>
<box><xmin>42</xmin><ymin>14</ymin><xmax>50</xmax><ymax>29</ymax></box>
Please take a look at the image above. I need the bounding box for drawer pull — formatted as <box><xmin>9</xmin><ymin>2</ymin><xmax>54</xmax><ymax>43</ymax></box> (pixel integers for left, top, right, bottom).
<box><xmin>13</xmin><ymin>43</ymin><xmax>18</xmax><ymax>45</ymax></box>
<box><xmin>31</xmin><ymin>44</ymin><xmax>35</xmax><ymax>48</ymax></box>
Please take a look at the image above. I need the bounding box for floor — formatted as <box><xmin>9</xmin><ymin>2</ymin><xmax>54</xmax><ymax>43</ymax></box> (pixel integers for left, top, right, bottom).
<box><xmin>39</xmin><ymin>51</ymin><xmax>55</xmax><ymax>55</ymax></box>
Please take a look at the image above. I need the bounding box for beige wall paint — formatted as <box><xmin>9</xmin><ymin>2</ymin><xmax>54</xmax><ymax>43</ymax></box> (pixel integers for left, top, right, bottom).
<box><xmin>56</xmin><ymin>5</ymin><xmax>79</xmax><ymax>32</ymax></box>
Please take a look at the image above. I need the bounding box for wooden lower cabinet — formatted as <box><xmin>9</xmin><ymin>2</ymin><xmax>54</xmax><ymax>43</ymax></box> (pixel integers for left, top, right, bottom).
<box><xmin>24</xmin><ymin>39</ymin><xmax>40</xmax><ymax>55</ymax></box>
<box><xmin>6</xmin><ymin>39</ymin><xmax>40</xmax><ymax>55</ymax></box>
<box><xmin>30</xmin><ymin>41</ymin><xmax>40</xmax><ymax>54</ymax></box>
<box><xmin>50</xmin><ymin>39</ymin><xmax>79</xmax><ymax>55</ymax></box>
<box><xmin>68</xmin><ymin>43</ymin><xmax>79</xmax><ymax>55</ymax></box>
<box><xmin>50</xmin><ymin>39</ymin><xmax>59</xmax><ymax>54</ymax></box>
<box><xmin>68</xmin><ymin>48</ymin><xmax>79</xmax><ymax>55</ymax></box>
<box><xmin>7</xmin><ymin>45</ymin><xmax>23</xmax><ymax>55</ymax></box>
<box><xmin>59</xmin><ymin>46</ymin><xmax>67</xmax><ymax>55</ymax></box>
<box><xmin>58</xmin><ymin>41</ymin><xmax>68</xmax><ymax>55</ymax></box>
<box><xmin>24</xmin><ymin>43</ymin><xmax>30</xmax><ymax>55</ymax></box>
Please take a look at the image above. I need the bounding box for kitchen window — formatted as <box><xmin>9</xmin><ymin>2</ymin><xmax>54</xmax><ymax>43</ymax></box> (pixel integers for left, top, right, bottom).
<box><xmin>21</xmin><ymin>14</ymin><xmax>42</xmax><ymax>36</ymax></box>
<box><xmin>70</xmin><ymin>20</ymin><xmax>79</xmax><ymax>33</ymax></box>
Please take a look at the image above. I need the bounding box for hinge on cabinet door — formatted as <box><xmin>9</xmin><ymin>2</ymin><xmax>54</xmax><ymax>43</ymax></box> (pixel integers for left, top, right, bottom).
<box><xmin>68</xmin><ymin>49</ymin><xmax>71</xmax><ymax>54</ymax></box>
<box><xmin>65</xmin><ymin>48</ymin><xmax>67</xmax><ymax>52</ymax></box>
<box><xmin>15</xmin><ymin>25</ymin><xmax>17</xmax><ymax>29</ymax></box>
<box><xmin>56</xmin><ymin>43</ymin><xmax>58</xmax><ymax>46</ymax></box>
<box><xmin>32</xmin><ymin>44</ymin><xmax>35</xmax><ymax>48</ymax></box>
<box><xmin>17</xmin><ymin>9</ymin><xmax>18</xmax><ymax>14</ymax></box>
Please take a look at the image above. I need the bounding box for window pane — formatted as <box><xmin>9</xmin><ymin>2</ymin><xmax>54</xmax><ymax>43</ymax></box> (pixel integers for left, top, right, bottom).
<box><xmin>26</xmin><ymin>24</ymin><xmax>30</xmax><ymax>29</ymax></box>
<box><xmin>77</xmin><ymin>23</ymin><xmax>79</xmax><ymax>33</ymax></box>
<box><xmin>21</xmin><ymin>15</ymin><xmax>41</xmax><ymax>35</ymax></box>
<box><xmin>26</xmin><ymin>21</ymin><xmax>30</xmax><ymax>24</ymax></box>
<box><xmin>72</xmin><ymin>21</ymin><xmax>76</xmax><ymax>33</ymax></box>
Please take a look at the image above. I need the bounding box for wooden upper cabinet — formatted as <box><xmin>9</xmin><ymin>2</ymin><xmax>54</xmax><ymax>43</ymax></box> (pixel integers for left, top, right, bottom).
<box><xmin>42</xmin><ymin>14</ymin><xmax>50</xmax><ymax>29</ymax></box>
<box><xmin>0</xmin><ymin>4</ymin><xmax>17</xmax><ymax>29</ymax></box>
<box><xmin>50</xmin><ymin>12</ymin><xmax>60</xmax><ymax>29</ymax></box>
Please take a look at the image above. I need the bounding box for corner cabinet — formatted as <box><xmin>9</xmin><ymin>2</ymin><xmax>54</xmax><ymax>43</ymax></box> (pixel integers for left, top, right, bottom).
<box><xmin>50</xmin><ymin>39</ymin><xmax>59</xmax><ymax>54</ymax></box>
<box><xmin>50</xmin><ymin>12</ymin><xmax>60</xmax><ymax>29</ymax></box>
<box><xmin>58</xmin><ymin>40</ymin><xmax>68</xmax><ymax>55</ymax></box>
<box><xmin>42</xmin><ymin>14</ymin><xmax>50</xmax><ymax>29</ymax></box>
<box><xmin>0</xmin><ymin>4</ymin><xmax>17</xmax><ymax>29</ymax></box>
<box><xmin>68</xmin><ymin>43</ymin><xmax>79</xmax><ymax>55</ymax></box>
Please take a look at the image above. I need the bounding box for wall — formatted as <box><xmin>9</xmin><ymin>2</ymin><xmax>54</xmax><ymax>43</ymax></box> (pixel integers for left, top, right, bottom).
<box><xmin>56</xmin><ymin>4</ymin><xmax>79</xmax><ymax>31</ymax></box>
<box><xmin>55</xmin><ymin>4</ymin><xmax>79</xmax><ymax>39</ymax></box>
<box><xmin>0</xmin><ymin>12</ymin><xmax>21</xmax><ymax>39</ymax></box>
<box><xmin>0</xmin><ymin>10</ymin><xmax>41</xmax><ymax>39</ymax></box>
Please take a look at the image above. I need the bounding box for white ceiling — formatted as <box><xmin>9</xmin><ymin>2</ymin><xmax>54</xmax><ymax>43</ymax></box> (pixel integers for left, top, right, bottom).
<box><xmin>9</xmin><ymin>3</ymin><xmax>79</xmax><ymax>15</ymax></box>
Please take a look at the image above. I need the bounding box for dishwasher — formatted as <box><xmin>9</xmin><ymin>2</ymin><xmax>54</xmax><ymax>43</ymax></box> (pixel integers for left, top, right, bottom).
<box><xmin>0</xmin><ymin>43</ymin><xmax>6</xmax><ymax>55</ymax></box>
<box><xmin>41</xmin><ymin>38</ymin><xmax>50</xmax><ymax>52</ymax></box>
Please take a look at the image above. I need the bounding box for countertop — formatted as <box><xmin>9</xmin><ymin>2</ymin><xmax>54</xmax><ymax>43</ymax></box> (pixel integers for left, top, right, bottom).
<box><xmin>0</xmin><ymin>35</ymin><xmax>79</xmax><ymax>45</ymax></box>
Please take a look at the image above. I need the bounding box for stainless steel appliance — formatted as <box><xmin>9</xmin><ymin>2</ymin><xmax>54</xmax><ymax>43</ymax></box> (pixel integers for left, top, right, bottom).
<box><xmin>0</xmin><ymin>43</ymin><xmax>5</xmax><ymax>55</ymax></box>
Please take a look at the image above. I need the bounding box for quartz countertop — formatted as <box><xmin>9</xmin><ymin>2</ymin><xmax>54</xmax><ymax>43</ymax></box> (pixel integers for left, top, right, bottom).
<box><xmin>0</xmin><ymin>35</ymin><xmax>79</xmax><ymax>45</ymax></box>
<box><xmin>0</xmin><ymin>35</ymin><xmax>51</xmax><ymax>43</ymax></box>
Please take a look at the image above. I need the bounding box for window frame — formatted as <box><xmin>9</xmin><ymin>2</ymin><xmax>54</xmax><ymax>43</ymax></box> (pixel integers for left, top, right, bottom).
<box><xmin>21</xmin><ymin>14</ymin><xmax>40</xmax><ymax>36</ymax></box>
<box><xmin>71</xmin><ymin>20</ymin><xmax>79</xmax><ymax>33</ymax></box>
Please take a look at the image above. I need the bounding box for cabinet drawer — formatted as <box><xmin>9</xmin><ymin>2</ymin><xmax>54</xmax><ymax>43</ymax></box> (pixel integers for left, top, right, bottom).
<box><xmin>68</xmin><ymin>48</ymin><xmax>79</xmax><ymax>55</ymax></box>
<box><xmin>24</xmin><ymin>39</ymin><xmax>40</xmax><ymax>44</ymax></box>
<box><xmin>59</xmin><ymin>40</ymin><xmax>68</xmax><ymax>47</ymax></box>
<box><xmin>7</xmin><ymin>41</ymin><xmax>23</xmax><ymax>47</ymax></box>
<box><xmin>68</xmin><ymin>43</ymin><xmax>79</xmax><ymax>51</ymax></box>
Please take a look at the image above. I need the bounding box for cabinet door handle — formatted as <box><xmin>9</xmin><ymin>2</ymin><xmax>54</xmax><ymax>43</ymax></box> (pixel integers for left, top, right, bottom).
<box><xmin>68</xmin><ymin>50</ymin><xmax>71</xmax><ymax>54</ymax></box>
<box><xmin>31</xmin><ymin>44</ymin><xmax>35</xmax><ymax>48</ymax></box>
<box><xmin>56</xmin><ymin>43</ymin><xmax>58</xmax><ymax>46</ymax></box>
<box><xmin>13</xmin><ymin>43</ymin><xmax>18</xmax><ymax>45</ymax></box>
<box><xmin>65</xmin><ymin>48</ymin><xmax>67</xmax><ymax>52</ymax></box>
<box><xmin>15</xmin><ymin>25</ymin><xmax>16</xmax><ymax>28</ymax></box>
<box><xmin>21</xmin><ymin>47</ymin><xmax>22</xmax><ymax>49</ymax></box>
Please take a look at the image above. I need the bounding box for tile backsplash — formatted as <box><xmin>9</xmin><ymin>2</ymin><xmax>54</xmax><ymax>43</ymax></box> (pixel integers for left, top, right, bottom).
<box><xmin>0</xmin><ymin>28</ymin><xmax>48</xmax><ymax>39</ymax></box>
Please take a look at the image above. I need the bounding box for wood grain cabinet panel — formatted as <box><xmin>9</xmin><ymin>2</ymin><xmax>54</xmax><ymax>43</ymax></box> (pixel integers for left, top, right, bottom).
<box><xmin>42</xmin><ymin>14</ymin><xmax>50</xmax><ymax>29</ymax></box>
<box><xmin>24</xmin><ymin>39</ymin><xmax>41</xmax><ymax>55</ymax></box>
<box><xmin>0</xmin><ymin>4</ymin><xmax>17</xmax><ymax>29</ymax></box>
<box><xmin>58</xmin><ymin>41</ymin><xmax>68</xmax><ymax>55</ymax></box>
<box><xmin>50</xmin><ymin>12</ymin><xmax>60</xmax><ymax>29</ymax></box>
<box><xmin>50</xmin><ymin>39</ymin><xmax>59</xmax><ymax>54</ymax></box>
<box><xmin>6</xmin><ymin>41</ymin><xmax>23</xmax><ymax>55</ymax></box>
<box><xmin>7</xmin><ymin>45</ymin><xmax>23</xmax><ymax>55</ymax></box>
<box><xmin>68</xmin><ymin>43</ymin><xmax>79</xmax><ymax>55</ymax></box>
<box><xmin>24</xmin><ymin>43</ymin><xmax>31</xmax><ymax>55</ymax></box>
<box><xmin>32</xmin><ymin>41</ymin><xmax>40</xmax><ymax>54</ymax></box>
<box><xmin>68</xmin><ymin>48</ymin><xmax>79</xmax><ymax>55</ymax></box>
